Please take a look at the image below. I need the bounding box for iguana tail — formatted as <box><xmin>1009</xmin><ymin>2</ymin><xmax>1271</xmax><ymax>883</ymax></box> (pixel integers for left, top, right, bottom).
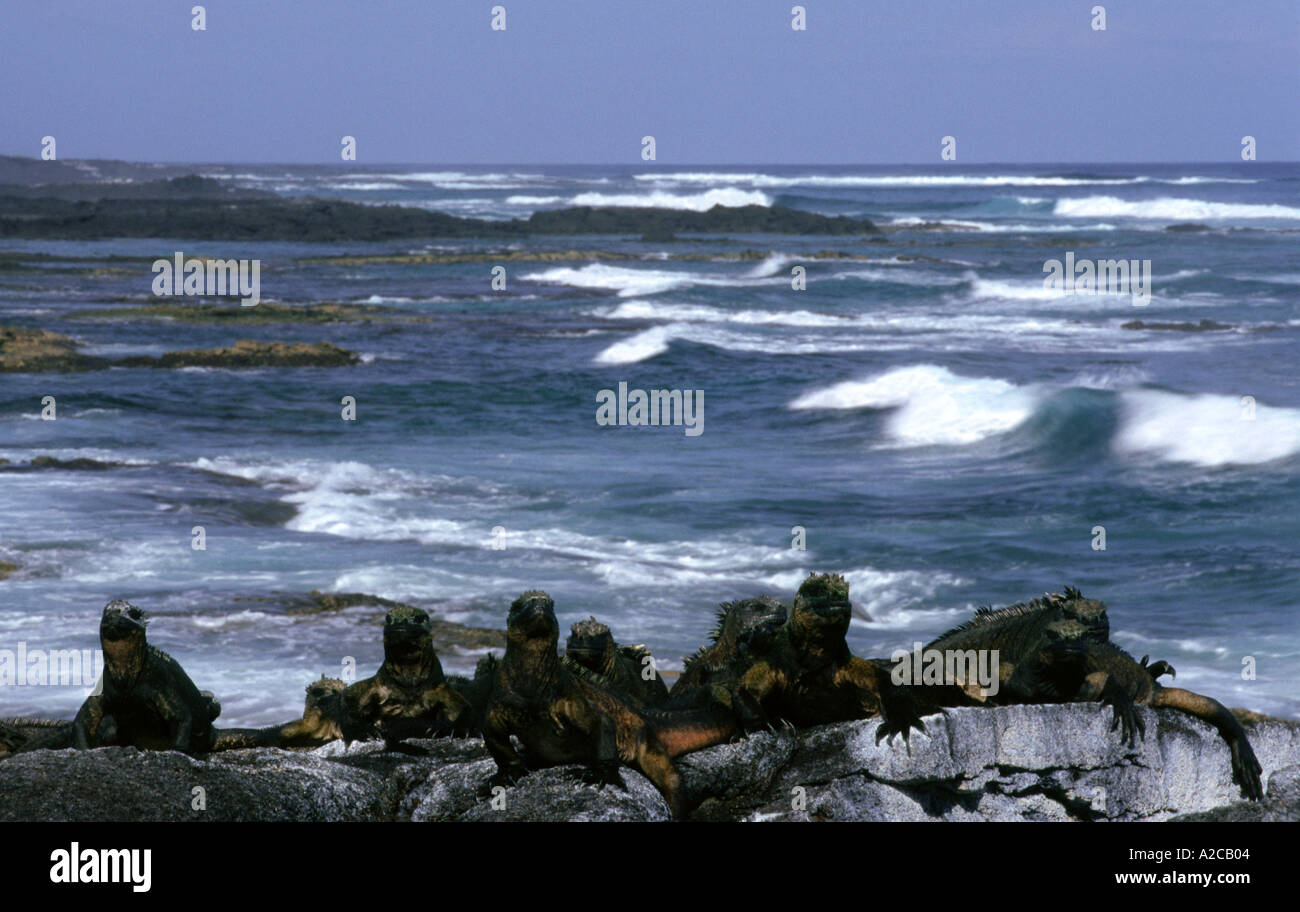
<box><xmin>210</xmin><ymin>726</ymin><xmax>281</xmax><ymax>751</ymax></box>
<box><xmin>644</xmin><ymin>706</ymin><xmax>741</xmax><ymax>758</ymax></box>
<box><xmin>1148</xmin><ymin>686</ymin><xmax>1264</xmax><ymax>801</ymax></box>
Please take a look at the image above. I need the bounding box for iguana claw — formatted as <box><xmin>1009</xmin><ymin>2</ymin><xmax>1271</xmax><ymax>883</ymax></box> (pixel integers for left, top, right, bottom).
<box><xmin>477</xmin><ymin>769</ymin><xmax>523</xmax><ymax>798</ymax></box>
<box><xmin>1102</xmin><ymin>692</ymin><xmax>1144</xmax><ymax>747</ymax></box>
<box><xmin>571</xmin><ymin>762</ymin><xmax>627</xmax><ymax>791</ymax></box>
<box><xmin>1139</xmin><ymin>654</ymin><xmax>1176</xmax><ymax>681</ymax></box>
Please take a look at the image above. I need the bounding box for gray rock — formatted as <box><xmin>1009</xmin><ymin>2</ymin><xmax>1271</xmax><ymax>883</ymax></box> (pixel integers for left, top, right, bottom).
<box><xmin>0</xmin><ymin>704</ymin><xmax>1295</xmax><ymax>821</ymax></box>
<box><xmin>0</xmin><ymin>745</ymin><xmax>392</xmax><ymax>821</ymax></box>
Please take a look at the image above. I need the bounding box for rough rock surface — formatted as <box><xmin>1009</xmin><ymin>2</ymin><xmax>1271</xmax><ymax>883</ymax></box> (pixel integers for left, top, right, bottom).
<box><xmin>0</xmin><ymin>326</ymin><xmax>360</xmax><ymax>371</ymax></box>
<box><xmin>0</xmin><ymin>325</ymin><xmax>97</xmax><ymax>371</ymax></box>
<box><xmin>1</xmin><ymin>704</ymin><xmax>1295</xmax><ymax>821</ymax></box>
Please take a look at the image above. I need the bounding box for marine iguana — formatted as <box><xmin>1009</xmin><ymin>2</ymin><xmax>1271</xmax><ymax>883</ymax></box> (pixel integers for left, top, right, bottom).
<box><xmin>898</xmin><ymin>586</ymin><xmax>1113</xmax><ymax>710</ymax></box>
<box><xmin>732</xmin><ymin>573</ymin><xmax>926</xmax><ymax>744</ymax></box>
<box><xmin>210</xmin><ymin>676</ymin><xmax>350</xmax><ymax>751</ymax></box>
<box><xmin>564</xmin><ymin>617</ymin><xmax>669</xmax><ymax>709</ymax></box>
<box><xmin>667</xmin><ymin>595</ymin><xmax>788</xmax><ymax>706</ymax></box>
<box><xmin>73</xmin><ymin>600</ymin><xmax>219</xmax><ymax>754</ymax></box>
<box><xmin>479</xmin><ymin>591</ymin><xmax>734</xmax><ymax>818</ymax></box>
<box><xmin>341</xmin><ymin>605</ymin><xmax>473</xmax><ymax>749</ymax></box>
<box><xmin>447</xmin><ymin>652</ymin><xmax>500</xmax><ymax>735</ymax></box>
<box><xmin>1005</xmin><ymin>618</ymin><xmax>1264</xmax><ymax>801</ymax></box>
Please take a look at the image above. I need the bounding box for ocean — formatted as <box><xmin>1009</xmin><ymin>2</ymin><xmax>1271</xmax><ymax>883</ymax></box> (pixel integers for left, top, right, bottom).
<box><xmin>1</xmin><ymin>162</ymin><xmax>1297</xmax><ymax>724</ymax></box>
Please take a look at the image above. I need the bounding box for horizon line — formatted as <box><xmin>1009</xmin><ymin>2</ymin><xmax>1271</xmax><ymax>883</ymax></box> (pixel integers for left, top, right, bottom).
<box><xmin>2</xmin><ymin>154</ymin><xmax>1294</xmax><ymax>168</ymax></box>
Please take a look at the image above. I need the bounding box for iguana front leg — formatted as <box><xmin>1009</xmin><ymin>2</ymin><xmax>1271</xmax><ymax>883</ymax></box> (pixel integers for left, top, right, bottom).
<box><xmin>133</xmin><ymin>681</ymin><xmax>197</xmax><ymax>753</ymax></box>
<box><xmin>73</xmin><ymin>694</ymin><xmax>105</xmax><ymax>749</ymax></box>
<box><xmin>735</xmin><ymin>662</ymin><xmax>780</xmax><ymax>734</ymax></box>
<box><xmin>432</xmin><ymin>685</ymin><xmax>475</xmax><ymax>738</ymax></box>
<box><xmin>170</xmin><ymin>706</ymin><xmax>196</xmax><ymax>752</ymax></box>
<box><xmin>578</xmin><ymin>712</ymin><xmax>625</xmax><ymax>789</ymax></box>
<box><xmin>843</xmin><ymin>658</ymin><xmax>927</xmax><ymax>746</ymax></box>
<box><xmin>478</xmin><ymin>709</ymin><xmax>528</xmax><ymax>797</ymax></box>
<box><xmin>339</xmin><ymin>685</ymin><xmax>381</xmax><ymax>745</ymax></box>
<box><xmin>1098</xmin><ymin>679</ymin><xmax>1144</xmax><ymax>748</ymax></box>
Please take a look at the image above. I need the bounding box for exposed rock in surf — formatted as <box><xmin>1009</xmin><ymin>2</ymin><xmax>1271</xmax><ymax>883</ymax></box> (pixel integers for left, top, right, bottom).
<box><xmin>0</xmin><ymin>326</ymin><xmax>100</xmax><ymax>372</ymax></box>
<box><xmin>1</xmin><ymin>326</ymin><xmax>360</xmax><ymax>371</ymax></box>
<box><xmin>1121</xmin><ymin>318</ymin><xmax>1232</xmax><ymax>332</ymax></box>
<box><xmin>233</xmin><ymin>590</ymin><xmax>507</xmax><ymax>651</ymax></box>
<box><xmin>0</xmin><ymin>181</ymin><xmax>879</xmax><ymax>240</ymax></box>
<box><xmin>69</xmin><ymin>301</ymin><xmax>427</xmax><ymax>325</ymax></box>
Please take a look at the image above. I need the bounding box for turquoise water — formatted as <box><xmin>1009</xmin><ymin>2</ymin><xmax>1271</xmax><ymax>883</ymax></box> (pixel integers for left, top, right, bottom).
<box><xmin>1</xmin><ymin>163</ymin><xmax>1297</xmax><ymax>723</ymax></box>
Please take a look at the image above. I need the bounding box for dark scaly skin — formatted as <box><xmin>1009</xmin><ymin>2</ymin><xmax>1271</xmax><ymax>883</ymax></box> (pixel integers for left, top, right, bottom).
<box><xmin>900</xmin><ymin>586</ymin><xmax>1112</xmax><ymax>711</ymax></box>
<box><xmin>479</xmin><ymin>591</ymin><xmax>733</xmax><ymax>819</ymax></box>
<box><xmin>447</xmin><ymin>653</ymin><xmax>499</xmax><ymax>736</ymax></box>
<box><xmin>0</xmin><ymin>717</ymin><xmax>74</xmax><ymax>757</ymax></box>
<box><xmin>669</xmin><ymin>595</ymin><xmax>788</xmax><ymax>703</ymax></box>
<box><xmin>341</xmin><ymin>606</ymin><xmax>473</xmax><ymax>750</ymax></box>
<box><xmin>734</xmin><ymin>574</ymin><xmax>926</xmax><ymax>745</ymax></box>
<box><xmin>73</xmin><ymin>600</ymin><xmax>217</xmax><ymax>754</ymax></box>
<box><xmin>1004</xmin><ymin>619</ymin><xmax>1264</xmax><ymax>801</ymax></box>
<box><xmin>564</xmin><ymin>617</ymin><xmax>669</xmax><ymax>709</ymax></box>
<box><xmin>0</xmin><ymin>720</ymin><xmax>20</xmax><ymax>757</ymax></box>
<box><xmin>211</xmin><ymin>676</ymin><xmax>349</xmax><ymax>751</ymax></box>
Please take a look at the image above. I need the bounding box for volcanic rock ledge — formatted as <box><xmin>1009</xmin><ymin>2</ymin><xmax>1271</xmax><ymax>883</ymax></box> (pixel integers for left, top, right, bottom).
<box><xmin>1</xmin><ymin>704</ymin><xmax>1296</xmax><ymax>821</ymax></box>
<box><xmin>0</xmin><ymin>326</ymin><xmax>359</xmax><ymax>371</ymax></box>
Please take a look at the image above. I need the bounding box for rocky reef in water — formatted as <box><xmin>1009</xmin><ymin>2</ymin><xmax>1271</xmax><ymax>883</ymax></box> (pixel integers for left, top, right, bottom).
<box><xmin>1</xmin><ymin>704</ymin><xmax>1295</xmax><ymax>821</ymax></box>
<box><xmin>0</xmin><ymin>326</ymin><xmax>359</xmax><ymax>371</ymax></box>
<box><xmin>0</xmin><ymin>175</ymin><xmax>878</xmax><ymax>241</ymax></box>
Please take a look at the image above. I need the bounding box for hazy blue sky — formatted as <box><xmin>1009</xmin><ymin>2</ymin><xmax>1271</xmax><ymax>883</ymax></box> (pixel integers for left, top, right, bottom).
<box><xmin>2</xmin><ymin>0</ymin><xmax>1296</xmax><ymax>163</ymax></box>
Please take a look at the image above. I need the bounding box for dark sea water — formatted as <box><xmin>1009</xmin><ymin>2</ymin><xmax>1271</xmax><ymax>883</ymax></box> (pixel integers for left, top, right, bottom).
<box><xmin>1</xmin><ymin>162</ymin><xmax>1297</xmax><ymax>724</ymax></box>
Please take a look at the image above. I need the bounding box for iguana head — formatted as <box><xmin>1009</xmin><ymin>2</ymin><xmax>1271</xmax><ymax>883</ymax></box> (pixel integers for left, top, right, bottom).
<box><xmin>1042</xmin><ymin>618</ymin><xmax>1093</xmax><ymax>659</ymax></box>
<box><xmin>566</xmin><ymin>616</ymin><xmax>616</xmax><ymax>674</ymax></box>
<box><xmin>716</xmin><ymin>596</ymin><xmax>788</xmax><ymax>653</ymax></box>
<box><xmin>304</xmin><ymin>675</ymin><xmax>346</xmax><ymax>719</ymax></box>
<box><xmin>791</xmin><ymin>573</ymin><xmax>852</xmax><ymax>636</ymax></box>
<box><xmin>100</xmin><ymin>599</ymin><xmax>147</xmax><ymax>643</ymax></box>
<box><xmin>99</xmin><ymin>600</ymin><xmax>149</xmax><ymax>678</ymax></box>
<box><xmin>1058</xmin><ymin>588</ymin><xmax>1109</xmax><ymax>642</ymax></box>
<box><xmin>507</xmin><ymin>590</ymin><xmax>559</xmax><ymax>646</ymax></box>
<box><xmin>382</xmin><ymin>605</ymin><xmax>434</xmax><ymax>664</ymax></box>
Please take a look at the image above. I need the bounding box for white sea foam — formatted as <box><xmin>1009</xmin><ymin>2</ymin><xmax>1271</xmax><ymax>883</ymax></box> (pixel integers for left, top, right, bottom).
<box><xmin>888</xmin><ymin>216</ymin><xmax>1119</xmax><ymax>233</ymax></box>
<box><xmin>524</xmin><ymin>264</ymin><xmax>697</xmax><ymax>296</ymax></box>
<box><xmin>745</xmin><ymin>253</ymin><xmax>795</xmax><ymax>277</ymax></box>
<box><xmin>789</xmin><ymin>364</ymin><xmax>1040</xmax><ymax>446</ymax></box>
<box><xmin>594</xmin><ymin>300</ymin><xmax>853</xmax><ymax>327</ymax></box>
<box><xmin>1114</xmin><ymin>390</ymin><xmax>1300</xmax><ymax>466</ymax></box>
<box><xmin>522</xmin><ymin>262</ymin><xmax>789</xmax><ymax>296</ymax></box>
<box><xmin>351</xmin><ymin>171</ymin><xmax>544</xmax><ymax>190</ymax></box>
<box><xmin>966</xmin><ymin>273</ymin><xmax>1139</xmax><ymax>303</ymax></box>
<box><xmin>1054</xmin><ymin>196</ymin><xmax>1300</xmax><ymax>221</ymax></box>
<box><xmin>566</xmin><ymin>187</ymin><xmax>772</xmax><ymax>210</ymax></box>
<box><xmin>593</xmin><ymin>324</ymin><xmax>680</xmax><ymax>365</ymax></box>
<box><xmin>327</xmin><ymin>182</ymin><xmax>404</xmax><ymax>191</ymax></box>
<box><xmin>633</xmin><ymin>172</ymin><xmax>1259</xmax><ymax>188</ymax></box>
<box><xmin>504</xmin><ymin>195</ymin><xmax>565</xmax><ymax>205</ymax></box>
